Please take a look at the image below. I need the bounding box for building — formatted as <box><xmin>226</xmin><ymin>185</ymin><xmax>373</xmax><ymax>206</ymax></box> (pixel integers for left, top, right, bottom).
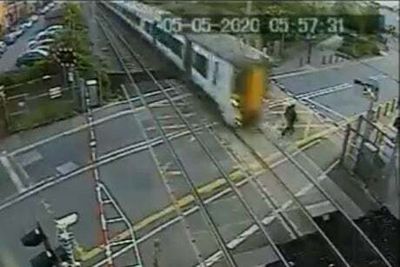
<box><xmin>0</xmin><ymin>0</ymin><xmax>39</xmax><ymax>34</ymax></box>
<box><xmin>0</xmin><ymin>1</ymin><xmax>8</xmax><ymax>35</ymax></box>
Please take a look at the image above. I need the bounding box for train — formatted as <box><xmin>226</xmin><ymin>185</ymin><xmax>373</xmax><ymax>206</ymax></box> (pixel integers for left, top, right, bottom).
<box><xmin>101</xmin><ymin>0</ymin><xmax>269</xmax><ymax>127</ymax></box>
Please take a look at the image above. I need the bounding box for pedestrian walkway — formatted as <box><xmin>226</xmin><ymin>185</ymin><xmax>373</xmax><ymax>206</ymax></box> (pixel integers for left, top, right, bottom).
<box><xmin>263</xmin><ymin>83</ymin><xmax>344</xmax><ymax>150</ymax></box>
<box><xmin>271</xmin><ymin>39</ymin><xmax>348</xmax><ymax>76</ymax></box>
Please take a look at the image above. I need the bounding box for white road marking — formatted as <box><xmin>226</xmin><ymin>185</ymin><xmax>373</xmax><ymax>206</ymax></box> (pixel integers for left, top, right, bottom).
<box><xmin>9</xmin><ymin>109</ymin><xmax>136</xmax><ymax>156</ymax></box>
<box><xmin>9</xmin><ymin>92</ymin><xmax>193</xmax><ymax>157</ymax></box>
<box><xmin>93</xmin><ymin>151</ymin><xmax>338</xmax><ymax>266</ymax></box>
<box><xmin>197</xmin><ymin>160</ymin><xmax>340</xmax><ymax>266</ymax></box>
<box><xmin>0</xmin><ymin>154</ymin><xmax>26</xmax><ymax>193</ymax></box>
<box><xmin>305</xmin><ymin>98</ymin><xmax>348</xmax><ymax>121</ymax></box>
<box><xmin>271</xmin><ymin>55</ymin><xmax>385</xmax><ymax>80</ymax></box>
<box><xmin>0</xmin><ymin>124</ymin><xmax>216</xmax><ymax>212</ymax></box>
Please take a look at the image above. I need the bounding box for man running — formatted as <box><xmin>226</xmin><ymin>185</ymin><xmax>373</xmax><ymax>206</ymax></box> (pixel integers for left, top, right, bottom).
<box><xmin>282</xmin><ymin>103</ymin><xmax>297</xmax><ymax>136</ymax></box>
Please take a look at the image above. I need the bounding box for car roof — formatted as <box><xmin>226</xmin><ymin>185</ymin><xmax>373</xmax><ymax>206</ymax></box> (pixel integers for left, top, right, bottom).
<box><xmin>36</xmin><ymin>38</ymin><xmax>55</xmax><ymax>43</ymax></box>
<box><xmin>26</xmin><ymin>49</ymin><xmax>49</xmax><ymax>56</ymax></box>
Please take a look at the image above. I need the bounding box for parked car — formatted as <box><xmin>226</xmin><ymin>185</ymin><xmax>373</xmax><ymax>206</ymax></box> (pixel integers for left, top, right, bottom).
<box><xmin>16</xmin><ymin>49</ymin><xmax>49</xmax><ymax>67</ymax></box>
<box><xmin>44</xmin><ymin>25</ymin><xmax>63</xmax><ymax>32</ymax></box>
<box><xmin>40</xmin><ymin>6</ymin><xmax>50</xmax><ymax>14</ymax></box>
<box><xmin>14</xmin><ymin>26</ymin><xmax>25</xmax><ymax>38</ymax></box>
<box><xmin>33</xmin><ymin>45</ymin><xmax>51</xmax><ymax>52</ymax></box>
<box><xmin>34</xmin><ymin>30</ymin><xmax>60</xmax><ymax>42</ymax></box>
<box><xmin>28</xmin><ymin>38</ymin><xmax>55</xmax><ymax>50</ymax></box>
<box><xmin>30</xmin><ymin>15</ymin><xmax>39</xmax><ymax>23</ymax></box>
<box><xmin>4</xmin><ymin>33</ymin><xmax>17</xmax><ymax>45</ymax></box>
<box><xmin>22</xmin><ymin>20</ymin><xmax>33</xmax><ymax>29</ymax></box>
<box><xmin>0</xmin><ymin>41</ymin><xmax>7</xmax><ymax>54</ymax></box>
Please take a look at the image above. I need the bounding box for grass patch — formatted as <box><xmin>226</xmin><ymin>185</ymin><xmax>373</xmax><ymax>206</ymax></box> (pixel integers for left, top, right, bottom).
<box><xmin>8</xmin><ymin>98</ymin><xmax>76</xmax><ymax>133</ymax></box>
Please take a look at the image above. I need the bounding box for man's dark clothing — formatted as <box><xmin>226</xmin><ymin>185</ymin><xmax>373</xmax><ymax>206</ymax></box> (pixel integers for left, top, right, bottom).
<box><xmin>282</xmin><ymin>104</ymin><xmax>297</xmax><ymax>136</ymax></box>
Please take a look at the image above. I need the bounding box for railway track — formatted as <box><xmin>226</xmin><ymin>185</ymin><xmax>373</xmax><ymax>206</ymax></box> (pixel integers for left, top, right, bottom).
<box><xmin>94</xmin><ymin>2</ymin><xmax>394</xmax><ymax>267</ymax></box>
<box><xmin>97</xmin><ymin>5</ymin><xmax>292</xmax><ymax>267</ymax></box>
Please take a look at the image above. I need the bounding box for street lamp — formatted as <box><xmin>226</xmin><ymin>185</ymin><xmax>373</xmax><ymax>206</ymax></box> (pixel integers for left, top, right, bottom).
<box><xmin>352</xmin><ymin>78</ymin><xmax>381</xmax><ymax>170</ymax></box>
<box><xmin>353</xmin><ymin>78</ymin><xmax>380</xmax><ymax>139</ymax></box>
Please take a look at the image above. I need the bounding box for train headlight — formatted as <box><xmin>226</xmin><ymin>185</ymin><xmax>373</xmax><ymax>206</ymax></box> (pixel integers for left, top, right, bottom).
<box><xmin>231</xmin><ymin>98</ymin><xmax>240</xmax><ymax>107</ymax></box>
<box><xmin>230</xmin><ymin>94</ymin><xmax>241</xmax><ymax>108</ymax></box>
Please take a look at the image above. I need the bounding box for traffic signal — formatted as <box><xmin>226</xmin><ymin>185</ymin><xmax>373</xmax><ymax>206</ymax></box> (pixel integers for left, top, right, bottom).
<box><xmin>55</xmin><ymin>47</ymin><xmax>77</xmax><ymax>67</ymax></box>
<box><xmin>21</xmin><ymin>226</ymin><xmax>45</xmax><ymax>247</ymax></box>
<box><xmin>30</xmin><ymin>250</ymin><xmax>57</xmax><ymax>267</ymax></box>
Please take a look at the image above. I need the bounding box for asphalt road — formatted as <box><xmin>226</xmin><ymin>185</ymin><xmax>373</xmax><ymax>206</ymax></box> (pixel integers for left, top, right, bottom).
<box><xmin>0</xmin><ymin>83</ymin><xmax>351</xmax><ymax>267</ymax></box>
<box><xmin>0</xmin><ymin>15</ymin><xmax>47</xmax><ymax>73</ymax></box>
<box><xmin>275</xmin><ymin>52</ymin><xmax>399</xmax><ymax>122</ymax></box>
<box><xmin>0</xmin><ymin>3</ymin><xmax>397</xmax><ymax>266</ymax></box>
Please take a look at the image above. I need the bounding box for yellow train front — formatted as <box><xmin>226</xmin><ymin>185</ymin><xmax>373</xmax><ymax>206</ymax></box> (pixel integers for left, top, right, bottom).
<box><xmin>231</xmin><ymin>63</ymin><xmax>267</xmax><ymax>126</ymax></box>
<box><xmin>100</xmin><ymin>2</ymin><xmax>269</xmax><ymax>127</ymax></box>
<box><xmin>185</xmin><ymin>34</ymin><xmax>269</xmax><ymax>128</ymax></box>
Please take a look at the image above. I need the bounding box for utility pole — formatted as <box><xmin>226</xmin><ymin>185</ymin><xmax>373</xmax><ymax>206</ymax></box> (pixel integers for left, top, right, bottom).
<box><xmin>306</xmin><ymin>34</ymin><xmax>314</xmax><ymax>64</ymax></box>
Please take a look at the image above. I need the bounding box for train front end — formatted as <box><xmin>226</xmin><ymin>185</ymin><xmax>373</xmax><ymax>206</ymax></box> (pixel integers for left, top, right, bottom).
<box><xmin>231</xmin><ymin>64</ymin><xmax>267</xmax><ymax>127</ymax></box>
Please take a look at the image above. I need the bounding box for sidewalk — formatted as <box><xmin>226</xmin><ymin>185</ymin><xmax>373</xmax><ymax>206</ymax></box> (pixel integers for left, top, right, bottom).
<box><xmin>271</xmin><ymin>40</ymin><xmax>349</xmax><ymax>76</ymax></box>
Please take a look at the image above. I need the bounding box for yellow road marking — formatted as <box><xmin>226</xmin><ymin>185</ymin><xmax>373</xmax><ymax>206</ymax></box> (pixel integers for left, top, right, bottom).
<box><xmin>78</xmin><ymin>128</ymin><xmax>327</xmax><ymax>261</ymax></box>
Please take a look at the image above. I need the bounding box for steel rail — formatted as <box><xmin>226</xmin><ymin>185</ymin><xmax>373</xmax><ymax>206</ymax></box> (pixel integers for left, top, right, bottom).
<box><xmin>163</xmin><ymin>80</ymin><xmax>301</xmax><ymax>240</ymax></box>
<box><xmin>166</xmin><ymin>80</ymin><xmax>353</xmax><ymax>266</ymax></box>
<box><xmin>257</xmin><ymin>125</ymin><xmax>394</xmax><ymax>267</ymax></box>
<box><xmin>96</xmin><ymin>13</ymin><xmax>237</xmax><ymax>267</ymax></box>
<box><xmin>97</xmin><ymin>3</ymin><xmax>292</xmax><ymax>267</ymax></box>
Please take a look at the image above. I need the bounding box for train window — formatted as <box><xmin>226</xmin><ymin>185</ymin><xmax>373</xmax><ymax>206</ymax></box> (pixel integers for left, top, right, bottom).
<box><xmin>193</xmin><ymin>52</ymin><xmax>208</xmax><ymax>78</ymax></box>
<box><xmin>153</xmin><ymin>27</ymin><xmax>182</xmax><ymax>58</ymax></box>
<box><xmin>124</xmin><ymin>8</ymin><xmax>140</xmax><ymax>25</ymax></box>
<box><xmin>213</xmin><ymin>61</ymin><xmax>219</xmax><ymax>85</ymax></box>
<box><xmin>169</xmin><ymin>37</ymin><xmax>182</xmax><ymax>58</ymax></box>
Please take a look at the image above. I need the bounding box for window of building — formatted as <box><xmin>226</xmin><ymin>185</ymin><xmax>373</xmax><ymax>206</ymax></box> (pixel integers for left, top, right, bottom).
<box><xmin>193</xmin><ymin>51</ymin><xmax>208</xmax><ymax>78</ymax></box>
<box><xmin>213</xmin><ymin>61</ymin><xmax>219</xmax><ymax>85</ymax></box>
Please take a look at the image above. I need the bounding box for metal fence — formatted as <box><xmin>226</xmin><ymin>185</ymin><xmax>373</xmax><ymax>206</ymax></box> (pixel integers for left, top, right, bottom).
<box><xmin>340</xmin><ymin>115</ymin><xmax>397</xmax><ymax>185</ymax></box>
<box><xmin>0</xmin><ymin>73</ymin><xmax>82</xmax><ymax>132</ymax></box>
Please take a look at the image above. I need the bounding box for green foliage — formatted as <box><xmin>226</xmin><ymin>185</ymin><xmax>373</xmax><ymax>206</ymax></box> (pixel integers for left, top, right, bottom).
<box><xmin>0</xmin><ymin>60</ymin><xmax>59</xmax><ymax>87</ymax></box>
<box><xmin>8</xmin><ymin>100</ymin><xmax>75</xmax><ymax>132</ymax></box>
<box><xmin>338</xmin><ymin>37</ymin><xmax>380</xmax><ymax>58</ymax></box>
<box><xmin>333</xmin><ymin>2</ymin><xmax>379</xmax><ymax>34</ymax></box>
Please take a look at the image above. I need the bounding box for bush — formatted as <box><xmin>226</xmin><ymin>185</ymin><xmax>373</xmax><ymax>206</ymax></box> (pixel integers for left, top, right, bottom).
<box><xmin>0</xmin><ymin>60</ymin><xmax>59</xmax><ymax>87</ymax></box>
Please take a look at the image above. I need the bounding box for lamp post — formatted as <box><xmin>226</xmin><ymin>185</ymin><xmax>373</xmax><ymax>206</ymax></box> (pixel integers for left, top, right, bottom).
<box><xmin>352</xmin><ymin>78</ymin><xmax>380</xmax><ymax>170</ymax></box>
<box><xmin>354</xmin><ymin>78</ymin><xmax>380</xmax><ymax>140</ymax></box>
